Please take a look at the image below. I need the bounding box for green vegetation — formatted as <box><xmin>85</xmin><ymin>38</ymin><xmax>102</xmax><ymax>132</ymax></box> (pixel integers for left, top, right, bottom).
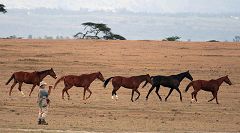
<box><xmin>207</xmin><ymin>40</ymin><xmax>219</xmax><ymax>42</ymax></box>
<box><xmin>74</xmin><ymin>22</ymin><xmax>126</xmax><ymax>40</ymax></box>
<box><xmin>164</xmin><ymin>36</ymin><xmax>181</xmax><ymax>41</ymax></box>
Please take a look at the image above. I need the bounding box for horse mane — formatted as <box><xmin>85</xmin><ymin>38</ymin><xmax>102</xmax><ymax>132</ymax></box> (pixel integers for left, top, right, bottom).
<box><xmin>174</xmin><ymin>71</ymin><xmax>189</xmax><ymax>81</ymax></box>
<box><xmin>36</xmin><ymin>69</ymin><xmax>50</xmax><ymax>75</ymax></box>
<box><xmin>136</xmin><ymin>74</ymin><xmax>149</xmax><ymax>77</ymax></box>
<box><xmin>176</xmin><ymin>71</ymin><xmax>187</xmax><ymax>76</ymax></box>
<box><xmin>80</xmin><ymin>72</ymin><xmax>99</xmax><ymax>77</ymax></box>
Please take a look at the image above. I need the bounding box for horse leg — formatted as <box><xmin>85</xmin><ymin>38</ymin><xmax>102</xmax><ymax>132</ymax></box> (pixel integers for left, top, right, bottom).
<box><xmin>65</xmin><ymin>90</ymin><xmax>71</xmax><ymax>100</ymax></box>
<box><xmin>62</xmin><ymin>89</ymin><xmax>65</xmax><ymax>99</ymax></box>
<box><xmin>146</xmin><ymin>85</ymin><xmax>155</xmax><ymax>100</ymax></box>
<box><xmin>131</xmin><ymin>90</ymin><xmax>134</xmax><ymax>102</ymax></box>
<box><xmin>135</xmin><ymin>89</ymin><xmax>140</xmax><ymax>101</ymax></box>
<box><xmin>215</xmin><ymin>91</ymin><xmax>219</xmax><ymax>104</ymax></box>
<box><xmin>191</xmin><ymin>91</ymin><xmax>194</xmax><ymax>102</ymax></box>
<box><xmin>176</xmin><ymin>88</ymin><xmax>182</xmax><ymax>102</ymax></box>
<box><xmin>9</xmin><ymin>81</ymin><xmax>17</xmax><ymax>96</ymax></box>
<box><xmin>62</xmin><ymin>86</ymin><xmax>71</xmax><ymax>100</ymax></box>
<box><xmin>191</xmin><ymin>89</ymin><xmax>198</xmax><ymax>102</ymax></box>
<box><xmin>111</xmin><ymin>90</ymin><xmax>116</xmax><ymax>100</ymax></box>
<box><xmin>83</xmin><ymin>88</ymin><xmax>87</xmax><ymax>100</ymax></box>
<box><xmin>194</xmin><ymin>92</ymin><xmax>198</xmax><ymax>102</ymax></box>
<box><xmin>86</xmin><ymin>88</ymin><xmax>92</xmax><ymax>100</ymax></box>
<box><xmin>155</xmin><ymin>85</ymin><xmax>162</xmax><ymax>101</ymax></box>
<box><xmin>29</xmin><ymin>84</ymin><xmax>37</xmax><ymax>96</ymax></box>
<box><xmin>208</xmin><ymin>91</ymin><xmax>216</xmax><ymax>102</ymax></box>
<box><xmin>17</xmin><ymin>82</ymin><xmax>25</xmax><ymax>97</ymax></box>
<box><xmin>165</xmin><ymin>88</ymin><xmax>174</xmax><ymax>102</ymax></box>
<box><xmin>112</xmin><ymin>86</ymin><xmax>120</xmax><ymax>100</ymax></box>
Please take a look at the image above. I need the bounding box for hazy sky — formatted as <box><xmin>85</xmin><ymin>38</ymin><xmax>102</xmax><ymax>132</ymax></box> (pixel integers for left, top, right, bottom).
<box><xmin>1</xmin><ymin>0</ymin><xmax>240</xmax><ymax>41</ymax></box>
<box><xmin>2</xmin><ymin>0</ymin><xmax>240</xmax><ymax>14</ymax></box>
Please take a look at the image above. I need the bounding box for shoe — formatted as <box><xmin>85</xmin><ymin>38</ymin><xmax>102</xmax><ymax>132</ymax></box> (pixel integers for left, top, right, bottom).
<box><xmin>38</xmin><ymin>119</ymin><xmax>42</xmax><ymax>125</ymax></box>
<box><xmin>41</xmin><ymin>119</ymin><xmax>48</xmax><ymax>125</ymax></box>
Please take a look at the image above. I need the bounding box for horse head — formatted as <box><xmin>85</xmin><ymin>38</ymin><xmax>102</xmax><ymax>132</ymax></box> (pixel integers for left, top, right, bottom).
<box><xmin>146</xmin><ymin>74</ymin><xmax>153</xmax><ymax>85</ymax></box>
<box><xmin>224</xmin><ymin>75</ymin><xmax>232</xmax><ymax>85</ymax></box>
<box><xmin>185</xmin><ymin>70</ymin><xmax>193</xmax><ymax>81</ymax></box>
<box><xmin>49</xmin><ymin>68</ymin><xmax>57</xmax><ymax>79</ymax></box>
<box><xmin>97</xmin><ymin>72</ymin><xmax>105</xmax><ymax>82</ymax></box>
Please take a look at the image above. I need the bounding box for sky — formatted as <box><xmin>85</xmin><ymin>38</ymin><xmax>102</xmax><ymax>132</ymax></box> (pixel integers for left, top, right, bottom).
<box><xmin>2</xmin><ymin>0</ymin><xmax>240</xmax><ymax>14</ymax></box>
<box><xmin>1</xmin><ymin>0</ymin><xmax>240</xmax><ymax>41</ymax></box>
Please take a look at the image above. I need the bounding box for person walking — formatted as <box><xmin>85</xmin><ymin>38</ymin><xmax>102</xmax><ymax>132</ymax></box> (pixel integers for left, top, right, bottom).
<box><xmin>37</xmin><ymin>81</ymin><xmax>51</xmax><ymax>125</ymax></box>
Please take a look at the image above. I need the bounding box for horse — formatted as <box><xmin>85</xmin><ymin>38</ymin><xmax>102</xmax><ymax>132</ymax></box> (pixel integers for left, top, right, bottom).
<box><xmin>185</xmin><ymin>75</ymin><xmax>232</xmax><ymax>104</ymax></box>
<box><xmin>103</xmin><ymin>74</ymin><xmax>153</xmax><ymax>102</ymax></box>
<box><xmin>53</xmin><ymin>72</ymin><xmax>105</xmax><ymax>100</ymax></box>
<box><xmin>142</xmin><ymin>71</ymin><xmax>193</xmax><ymax>102</ymax></box>
<box><xmin>6</xmin><ymin>68</ymin><xmax>57</xmax><ymax>96</ymax></box>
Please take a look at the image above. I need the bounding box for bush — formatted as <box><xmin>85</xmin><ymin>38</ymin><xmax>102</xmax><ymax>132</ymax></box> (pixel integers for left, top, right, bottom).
<box><xmin>207</xmin><ymin>40</ymin><xmax>219</xmax><ymax>42</ymax></box>
<box><xmin>165</xmin><ymin>36</ymin><xmax>181</xmax><ymax>41</ymax></box>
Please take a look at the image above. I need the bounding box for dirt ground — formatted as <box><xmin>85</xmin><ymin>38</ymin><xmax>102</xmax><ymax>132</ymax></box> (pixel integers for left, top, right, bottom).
<box><xmin>0</xmin><ymin>39</ymin><xmax>239</xmax><ymax>132</ymax></box>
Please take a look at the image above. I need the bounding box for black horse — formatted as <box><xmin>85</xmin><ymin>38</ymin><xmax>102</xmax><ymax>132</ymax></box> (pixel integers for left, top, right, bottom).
<box><xmin>142</xmin><ymin>71</ymin><xmax>193</xmax><ymax>102</ymax></box>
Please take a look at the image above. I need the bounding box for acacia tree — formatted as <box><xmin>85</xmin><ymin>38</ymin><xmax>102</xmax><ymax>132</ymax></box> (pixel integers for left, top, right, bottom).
<box><xmin>0</xmin><ymin>4</ymin><xmax>7</xmax><ymax>13</ymax></box>
<box><xmin>103</xmin><ymin>32</ymin><xmax>126</xmax><ymax>40</ymax></box>
<box><xmin>233</xmin><ymin>36</ymin><xmax>240</xmax><ymax>42</ymax></box>
<box><xmin>164</xmin><ymin>36</ymin><xmax>181</xmax><ymax>41</ymax></box>
<box><xmin>74</xmin><ymin>22</ymin><xmax>126</xmax><ymax>40</ymax></box>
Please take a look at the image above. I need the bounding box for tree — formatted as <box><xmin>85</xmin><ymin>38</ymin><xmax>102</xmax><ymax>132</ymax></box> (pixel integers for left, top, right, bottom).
<box><xmin>104</xmin><ymin>32</ymin><xmax>126</xmax><ymax>40</ymax></box>
<box><xmin>0</xmin><ymin>4</ymin><xmax>7</xmax><ymax>13</ymax></box>
<box><xmin>207</xmin><ymin>40</ymin><xmax>219</xmax><ymax>42</ymax></box>
<box><xmin>74</xmin><ymin>22</ymin><xmax>126</xmax><ymax>40</ymax></box>
<box><xmin>164</xmin><ymin>36</ymin><xmax>181</xmax><ymax>41</ymax></box>
<box><xmin>233</xmin><ymin>36</ymin><xmax>240</xmax><ymax>42</ymax></box>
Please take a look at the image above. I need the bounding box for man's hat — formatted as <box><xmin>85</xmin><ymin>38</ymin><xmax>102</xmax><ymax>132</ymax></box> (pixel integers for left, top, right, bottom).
<box><xmin>40</xmin><ymin>81</ymin><xmax>47</xmax><ymax>87</ymax></box>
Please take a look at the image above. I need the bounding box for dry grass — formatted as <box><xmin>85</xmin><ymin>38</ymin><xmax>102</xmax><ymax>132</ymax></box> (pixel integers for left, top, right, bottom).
<box><xmin>0</xmin><ymin>39</ymin><xmax>240</xmax><ymax>132</ymax></box>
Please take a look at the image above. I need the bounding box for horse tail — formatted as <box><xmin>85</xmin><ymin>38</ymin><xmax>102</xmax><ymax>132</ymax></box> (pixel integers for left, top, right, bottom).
<box><xmin>185</xmin><ymin>82</ymin><xmax>193</xmax><ymax>92</ymax></box>
<box><xmin>103</xmin><ymin>77</ymin><xmax>114</xmax><ymax>88</ymax></box>
<box><xmin>6</xmin><ymin>74</ymin><xmax>15</xmax><ymax>85</ymax></box>
<box><xmin>142</xmin><ymin>76</ymin><xmax>154</xmax><ymax>88</ymax></box>
<box><xmin>53</xmin><ymin>76</ymin><xmax>65</xmax><ymax>89</ymax></box>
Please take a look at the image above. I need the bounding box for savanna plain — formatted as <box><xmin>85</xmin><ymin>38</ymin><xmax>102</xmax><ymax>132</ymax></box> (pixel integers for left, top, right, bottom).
<box><xmin>0</xmin><ymin>39</ymin><xmax>239</xmax><ymax>132</ymax></box>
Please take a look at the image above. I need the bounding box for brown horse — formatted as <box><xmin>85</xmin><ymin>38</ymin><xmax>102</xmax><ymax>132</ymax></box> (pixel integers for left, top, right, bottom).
<box><xmin>54</xmin><ymin>72</ymin><xmax>105</xmax><ymax>100</ymax></box>
<box><xmin>6</xmin><ymin>68</ymin><xmax>57</xmax><ymax>96</ymax></box>
<box><xmin>103</xmin><ymin>74</ymin><xmax>153</xmax><ymax>102</ymax></box>
<box><xmin>185</xmin><ymin>75</ymin><xmax>232</xmax><ymax>104</ymax></box>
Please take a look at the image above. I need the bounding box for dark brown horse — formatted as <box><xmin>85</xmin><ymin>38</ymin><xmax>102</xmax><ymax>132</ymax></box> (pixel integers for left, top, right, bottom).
<box><xmin>6</xmin><ymin>68</ymin><xmax>57</xmax><ymax>96</ymax></box>
<box><xmin>104</xmin><ymin>74</ymin><xmax>153</xmax><ymax>102</ymax></box>
<box><xmin>185</xmin><ymin>75</ymin><xmax>232</xmax><ymax>104</ymax></box>
<box><xmin>54</xmin><ymin>72</ymin><xmax>105</xmax><ymax>100</ymax></box>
